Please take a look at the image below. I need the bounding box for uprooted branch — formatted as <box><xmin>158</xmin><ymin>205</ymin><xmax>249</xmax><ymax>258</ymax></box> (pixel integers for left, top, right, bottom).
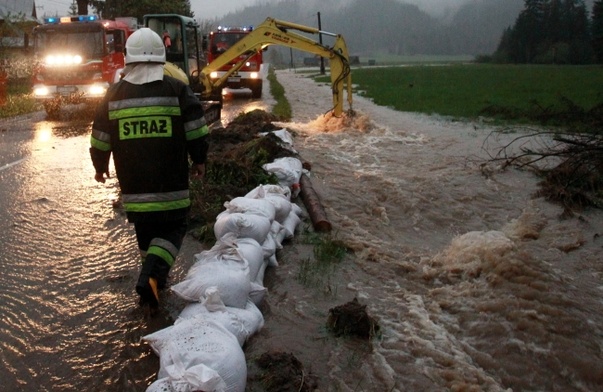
<box><xmin>482</xmin><ymin>128</ymin><xmax>603</xmax><ymax>209</ymax></box>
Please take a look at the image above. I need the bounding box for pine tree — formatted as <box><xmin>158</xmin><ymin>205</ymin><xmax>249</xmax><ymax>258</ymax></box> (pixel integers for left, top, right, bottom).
<box><xmin>493</xmin><ymin>0</ymin><xmax>594</xmax><ymax>63</ymax></box>
<box><xmin>593</xmin><ymin>0</ymin><xmax>603</xmax><ymax>62</ymax></box>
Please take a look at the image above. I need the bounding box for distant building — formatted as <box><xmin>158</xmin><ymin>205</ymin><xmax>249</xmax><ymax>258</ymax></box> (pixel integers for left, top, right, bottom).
<box><xmin>0</xmin><ymin>0</ymin><xmax>39</xmax><ymax>51</ymax></box>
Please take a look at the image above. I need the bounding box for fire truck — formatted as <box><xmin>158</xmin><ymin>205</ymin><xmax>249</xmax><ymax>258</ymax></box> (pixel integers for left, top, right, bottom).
<box><xmin>205</xmin><ymin>25</ymin><xmax>264</xmax><ymax>99</ymax></box>
<box><xmin>31</xmin><ymin>15</ymin><xmax>136</xmax><ymax>118</ymax></box>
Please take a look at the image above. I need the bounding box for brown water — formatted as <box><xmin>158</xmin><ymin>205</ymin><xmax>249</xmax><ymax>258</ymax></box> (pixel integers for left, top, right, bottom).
<box><xmin>2</xmin><ymin>71</ymin><xmax>603</xmax><ymax>391</ymax></box>
<box><xmin>242</xmin><ymin>70</ymin><xmax>603</xmax><ymax>391</ymax></box>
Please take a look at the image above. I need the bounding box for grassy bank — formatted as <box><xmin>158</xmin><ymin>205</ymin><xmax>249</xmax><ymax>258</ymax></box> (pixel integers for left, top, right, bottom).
<box><xmin>318</xmin><ymin>63</ymin><xmax>603</xmax><ymax>127</ymax></box>
<box><xmin>0</xmin><ymin>79</ymin><xmax>40</xmax><ymax>119</ymax></box>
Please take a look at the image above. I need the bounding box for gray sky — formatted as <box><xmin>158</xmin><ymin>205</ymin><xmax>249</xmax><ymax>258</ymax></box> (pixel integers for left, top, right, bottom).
<box><xmin>35</xmin><ymin>0</ymin><xmax>471</xmax><ymax>20</ymax></box>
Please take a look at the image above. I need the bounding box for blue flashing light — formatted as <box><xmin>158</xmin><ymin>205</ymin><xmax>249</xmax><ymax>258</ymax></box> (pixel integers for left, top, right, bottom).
<box><xmin>44</xmin><ymin>15</ymin><xmax>98</xmax><ymax>24</ymax></box>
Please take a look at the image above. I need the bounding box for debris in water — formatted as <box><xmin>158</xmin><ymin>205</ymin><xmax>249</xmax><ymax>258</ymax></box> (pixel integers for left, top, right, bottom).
<box><xmin>326</xmin><ymin>297</ymin><xmax>380</xmax><ymax>339</ymax></box>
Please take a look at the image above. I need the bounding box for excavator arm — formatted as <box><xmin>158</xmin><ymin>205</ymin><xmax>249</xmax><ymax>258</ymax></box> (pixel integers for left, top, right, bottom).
<box><xmin>199</xmin><ymin>17</ymin><xmax>353</xmax><ymax>117</ymax></box>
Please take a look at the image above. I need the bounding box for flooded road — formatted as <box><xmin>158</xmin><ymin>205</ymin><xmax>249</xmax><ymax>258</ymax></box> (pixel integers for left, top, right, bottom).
<box><xmin>0</xmin><ymin>91</ymin><xmax>269</xmax><ymax>391</ymax></box>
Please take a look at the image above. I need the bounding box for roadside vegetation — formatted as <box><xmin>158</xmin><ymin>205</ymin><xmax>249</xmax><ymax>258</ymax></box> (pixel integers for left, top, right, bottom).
<box><xmin>317</xmin><ymin>63</ymin><xmax>603</xmax><ymax>128</ymax></box>
<box><xmin>0</xmin><ymin>78</ymin><xmax>40</xmax><ymax>119</ymax></box>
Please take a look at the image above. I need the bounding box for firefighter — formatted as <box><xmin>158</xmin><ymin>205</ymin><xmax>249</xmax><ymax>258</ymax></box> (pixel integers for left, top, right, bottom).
<box><xmin>162</xmin><ymin>30</ymin><xmax>171</xmax><ymax>50</ymax></box>
<box><xmin>89</xmin><ymin>28</ymin><xmax>209</xmax><ymax>312</ymax></box>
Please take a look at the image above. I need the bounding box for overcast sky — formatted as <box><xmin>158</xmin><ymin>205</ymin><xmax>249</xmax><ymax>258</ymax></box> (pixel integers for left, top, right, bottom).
<box><xmin>35</xmin><ymin>0</ymin><xmax>473</xmax><ymax>20</ymax></box>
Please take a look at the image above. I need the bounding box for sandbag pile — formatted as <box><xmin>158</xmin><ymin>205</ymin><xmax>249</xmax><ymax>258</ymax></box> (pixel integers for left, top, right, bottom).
<box><xmin>143</xmin><ymin>130</ymin><xmax>306</xmax><ymax>392</ymax></box>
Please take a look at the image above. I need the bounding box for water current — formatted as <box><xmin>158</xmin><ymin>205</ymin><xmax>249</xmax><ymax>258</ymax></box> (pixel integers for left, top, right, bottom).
<box><xmin>1</xmin><ymin>69</ymin><xmax>602</xmax><ymax>391</ymax></box>
<box><xmin>243</xmin><ymin>70</ymin><xmax>603</xmax><ymax>391</ymax></box>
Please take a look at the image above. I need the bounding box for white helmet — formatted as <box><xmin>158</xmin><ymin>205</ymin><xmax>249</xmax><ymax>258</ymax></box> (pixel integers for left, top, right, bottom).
<box><xmin>125</xmin><ymin>28</ymin><xmax>166</xmax><ymax>65</ymax></box>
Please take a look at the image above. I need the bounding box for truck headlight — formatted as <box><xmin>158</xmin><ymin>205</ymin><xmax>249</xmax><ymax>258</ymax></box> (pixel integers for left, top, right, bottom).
<box><xmin>45</xmin><ymin>54</ymin><xmax>83</xmax><ymax>66</ymax></box>
<box><xmin>33</xmin><ymin>86</ymin><xmax>50</xmax><ymax>97</ymax></box>
<box><xmin>210</xmin><ymin>71</ymin><xmax>219</xmax><ymax>79</ymax></box>
<box><xmin>250</xmin><ymin>72</ymin><xmax>259</xmax><ymax>79</ymax></box>
<box><xmin>88</xmin><ymin>84</ymin><xmax>107</xmax><ymax>96</ymax></box>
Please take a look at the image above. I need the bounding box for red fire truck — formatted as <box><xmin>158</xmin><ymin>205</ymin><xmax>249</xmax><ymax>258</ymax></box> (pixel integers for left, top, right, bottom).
<box><xmin>31</xmin><ymin>15</ymin><xmax>136</xmax><ymax>118</ymax></box>
<box><xmin>206</xmin><ymin>25</ymin><xmax>264</xmax><ymax>98</ymax></box>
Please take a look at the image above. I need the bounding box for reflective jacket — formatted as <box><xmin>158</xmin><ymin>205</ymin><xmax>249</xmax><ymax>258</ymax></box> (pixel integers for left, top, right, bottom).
<box><xmin>90</xmin><ymin>75</ymin><xmax>209</xmax><ymax>223</ymax></box>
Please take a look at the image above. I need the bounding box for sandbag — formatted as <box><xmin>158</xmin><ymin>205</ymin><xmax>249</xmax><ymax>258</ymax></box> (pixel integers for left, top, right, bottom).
<box><xmin>214</xmin><ymin>212</ymin><xmax>272</xmax><ymax>244</ymax></box>
<box><xmin>282</xmin><ymin>209</ymin><xmax>302</xmax><ymax>239</ymax></box>
<box><xmin>179</xmin><ymin>297</ymin><xmax>265</xmax><ymax>344</ymax></box>
<box><xmin>175</xmin><ymin>287</ymin><xmax>250</xmax><ymax>346</ymax></box>
<box><xmin>223</xmin><ymin>196</ymin><xmax>276</xmax><ymax>222</ymax></box>
<box><xmin>143</xmin><ymin>318</ymin><xmax>246</xmax><ymax>392</ymax></box>
<box><xmin>245</xmin><ymin>184</ymin><xmax>292</xmax><ymax>201</ymax></box>
<box><xmin>262</xmin><ymin>157</ymin><xmax>303</xmax><ymax>190</ymax></box>
<box><xmin>171</xmin><ymin>261</ymin><xmax>251</xmax><ymax>309</ymax></box>
<box><xmin>244</xmin><ymin>185</ymin><xmax>293</xmax><ymax>223</ymax></box>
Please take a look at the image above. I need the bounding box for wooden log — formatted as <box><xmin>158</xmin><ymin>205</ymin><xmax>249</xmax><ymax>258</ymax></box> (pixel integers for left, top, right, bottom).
<box><xmin>299</xmin><ymin>173</ymin><xmax>332</xmax><ymax>232</ymax></box>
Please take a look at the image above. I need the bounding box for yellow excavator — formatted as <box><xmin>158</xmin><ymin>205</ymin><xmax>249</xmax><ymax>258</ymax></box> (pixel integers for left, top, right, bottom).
<box><xmin>144</xmin><ymin>14</ymin><xmax>354</xmax><ymax>125</ymax></box>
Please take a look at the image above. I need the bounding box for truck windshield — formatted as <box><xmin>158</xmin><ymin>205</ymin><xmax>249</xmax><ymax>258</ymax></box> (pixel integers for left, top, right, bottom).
<box><xmin>34</xmin><ymin>28</ymin><xmax>105</xmax><ymax>59</ymax></box>
<box><xmin>212</xmin><ymin>33</ymin><xmax>246</xmax><ymax>55</ymax></box>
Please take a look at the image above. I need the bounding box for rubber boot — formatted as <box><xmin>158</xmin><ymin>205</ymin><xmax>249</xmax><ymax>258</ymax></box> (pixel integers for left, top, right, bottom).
<box><xmin>136</xmin><ymin>256</ymin><xmax>171</xmax><ymax>309</ymax></box>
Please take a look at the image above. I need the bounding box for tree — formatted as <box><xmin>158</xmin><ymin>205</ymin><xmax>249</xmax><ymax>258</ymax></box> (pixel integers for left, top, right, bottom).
<box><xmin>493</xmin><ymin>0</ymin><xmax>594</xmax><ymax>63</ymax></box>
<box><xmin>593</xmin><ymin>0</ymin><xmax>603</xmax><ymax>62</ymax></box>
<box><xmin>79</xmin><ymin>0</ymin><xmax>193</xmax><ymax>21</ymax></box>
<box><xmin>76</xmin><ymin>0</ymin><xmax>88</xmax><ymax>15</ymax></box>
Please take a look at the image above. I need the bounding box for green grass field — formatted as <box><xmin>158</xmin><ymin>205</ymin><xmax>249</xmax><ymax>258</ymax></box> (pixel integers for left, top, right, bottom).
<box><xmin>318</xmin><ymin>63</ymin><xmax>603</xmax><ymax>126</ymax></box>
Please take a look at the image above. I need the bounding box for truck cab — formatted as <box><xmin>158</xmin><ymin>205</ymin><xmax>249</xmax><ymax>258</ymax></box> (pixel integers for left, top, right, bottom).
<box><xmin>206</xmin><ymin>26</ymin><xmax>264</xmax><ymax>98</ymax></box>
<box><xmin>31</xmin><ymin>15</ymin><xmax>134</xmax><ymax>118</ymax></box>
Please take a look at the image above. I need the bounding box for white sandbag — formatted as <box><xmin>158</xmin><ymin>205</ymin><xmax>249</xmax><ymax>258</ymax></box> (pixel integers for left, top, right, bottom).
<box><xmin>143</xmin><ymin>318</ymin><xmax>246</xmax><ymax>392</ymax></box>
<box><xmin>171</xmin><ymin>261</ymin><xmax>251</xmax><ymax>308</ymax></box>
<box><xmin>262</xmin><ymin>233</ymin><xmax>278</xmax><ymax>267</ymax></box>
<box><xmin>262</xmin><ymin>157</ymin><xmax>303</xmax><ymax>189</ymax></box>
<box><xmin>291</xmin><ymin>202</ymin><xmax>304</xmax><ymax>217</ymax></box>
<box><xmin>282</xmin><ymin>209</ymin><xmax>302</xmax><ymax>238</ymax></box>
<box><xmin>179</xmin><ymin>298</ymin><xmax>265</xmax><ymax>342</ymax></box>
<box><xmin>214</xmin><ymin>212</ymin><xmax>271</xmax><ymax>244</ymax></box>
<box><xmin>270</xmin><ymin>220</ymin><xmax>286</xmax><ymax>249</ymax></box>
<box><xmin>259</xmin><ymin>128</ymin><xmax>295</xmax><ymax>150</ymax></box>
<box><xmin>146</xmin><ymin>363</ymin><xmax>226</xmax><ymax>392</ymax></box>
<box><xmin>188</xmin><ymin>242</ymin><xmax>250</xmax><ymax>279</ymax></box>
<box><xmin>254</xmin><ymin>259</ymin><xmax>268</xmax><ymax>288</ymax></box>
<box><xmin>221</xmin><ymin>234</ymin><xmax>266</xmax><ymax>284</ymax></box>
<box><xmin>176</xmin><ymin>288</ymin><xmax>249</xmax><ymax>346</ymax></box>
<box><xmin>245</xmin><ymin>184</ymin><xmax>292</xmax><ymax>201</ymax></box>
<box><xmin>244</xmin><ymin>185</ymin><xmax>293</xmax><ymax>223</ymax></box>
<box><xmin>223</xmin><ymin>197</ymin><xmax>276</xmax><ymax>222</ymax></box>
<box><xmin>248</xmin><ymin>281</ymin><xmax>267</xmax><ymax>306</ymax></box>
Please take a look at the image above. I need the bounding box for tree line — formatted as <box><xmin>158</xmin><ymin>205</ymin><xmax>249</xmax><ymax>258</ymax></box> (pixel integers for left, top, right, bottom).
<box><xmin>491</xmin><ymin>0</ymin><xmax>603</xmax><ymax>64</ymax></box>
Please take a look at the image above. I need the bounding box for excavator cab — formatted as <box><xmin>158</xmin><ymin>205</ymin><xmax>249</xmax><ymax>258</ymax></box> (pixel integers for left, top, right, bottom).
<box><xmin>144</xmin><ymin>14</ymin><xmax>222</xmax><ymax>125</ymax></box>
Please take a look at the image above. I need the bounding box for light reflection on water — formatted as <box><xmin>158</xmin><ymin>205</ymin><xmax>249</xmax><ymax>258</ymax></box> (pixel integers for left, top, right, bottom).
<box><xmin>0</xmin><ymin>118</ymin><xmax>167</xmax><ymax>391</ymax></box>
<box><xmin>0</xmin><ymin>96</ymin><xmax>266</xmax><ymax>391</ymax></box>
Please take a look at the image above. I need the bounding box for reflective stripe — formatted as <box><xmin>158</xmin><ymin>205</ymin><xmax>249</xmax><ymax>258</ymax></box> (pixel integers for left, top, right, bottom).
<box><xmin>123</xmin><ymin>190</ymin><xmax>190</xmax><ymax>212</ymax></box>
<box><xmin>108</xmin><ymin>97</ymin><xmax>181</xmax><ymax>120</ymax></box>
<box><xmin>90</xmin><ymin>135</ymin><xmax>111</xmax><ymax>152</ymax></box>
<box><xmin>92</xmin><ymin>128</ymin><xmax>111</xmax><ymax>143</ymax></box>
<box><xmin>90</xmin><ymin>128</ymin><xmax>111</xmax><ymax>151</ymax></box>
<box><xmin>185</xmin><ymin>123</ymin><xmax>209</xmax><ymax>141</ymax></box>
<box><xmin>122</xmin><ymin>190</ymin><xmax>189</xmax><ymax>203</ymax></box>
<box><xmin>109</xmin><ymin>105</ymin><xmax>181</xmax><ymax>120</ymax></box>
<box><xmin>148</xmin><ymin>238</ymin><xmax>179</xmax><ymax>266</ymax></box>
<box><xmin>184</xmin><ymin>117</ymin><xmax>207</xmax><ymax>132</ymax></box>
<box><xmin>109</xmin><ymin>97</ymin><xmax>179</xmax><ymax>110</ymax></box>
<box><xmin>123</xmin><ymin>198</ymin><xmax>191</xmax><ymax>212</ymax></box>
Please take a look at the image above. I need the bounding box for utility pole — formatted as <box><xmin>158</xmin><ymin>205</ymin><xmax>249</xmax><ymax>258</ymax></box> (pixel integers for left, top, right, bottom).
<box><xmin>317</xmin><ymin>12</ymin><xmax>325</xmax><ymax>75</ymax></box>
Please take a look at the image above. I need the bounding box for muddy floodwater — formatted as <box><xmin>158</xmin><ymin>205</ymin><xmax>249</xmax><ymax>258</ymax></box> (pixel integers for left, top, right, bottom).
<box><xmin>243</xmin><ymin>70</ymin><xmax>603</xmax><ymax>391</ymax></box>
<box><xmin>1</xmin><ymin>69</ymin><xmax>603</xmax><ymax>392</ymax></box>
